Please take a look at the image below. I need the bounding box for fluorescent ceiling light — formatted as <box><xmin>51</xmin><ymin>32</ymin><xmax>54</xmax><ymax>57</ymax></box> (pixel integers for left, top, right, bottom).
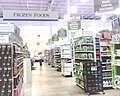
<box><xmin>101</xmin><ymin>16</ymin><xmax>107</xmax><ymax>22</ymax></box>
<box><xmin>70</xmin><ymin>6</ymin><xmax>77</xmax><ymax>14</ymax></box>
<box><xmin>64</xmin><ymin>15</ymin><xmax>70</xmax><ymax>20</ymax></box>
<box><xmin>114</xmin><ymin>8</ymin><xmax>120</xmax><ymax>14</ymax></box>
<box><xmin>81</xmin><ymin>0</ymin><xmax>89</xmax><ymax>3</ymax></box>
<box><xmin>91</xmin><ymin>21</ymin><xmax>96</xmax><ymax>26</ymax></box>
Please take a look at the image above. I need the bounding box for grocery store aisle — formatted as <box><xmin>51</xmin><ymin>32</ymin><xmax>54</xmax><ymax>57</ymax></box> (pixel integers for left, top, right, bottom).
<box><xmin>23</xmin><ymin>63</ymin><xmax>120</xmax><ymax>96</ymax></box>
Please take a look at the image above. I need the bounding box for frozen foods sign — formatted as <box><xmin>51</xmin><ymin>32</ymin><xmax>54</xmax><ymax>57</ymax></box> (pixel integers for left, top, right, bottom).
<box><xmin>3</xmin><ymin>10</ymin><xmax>58</xmax><ymax>21</ymax></box>
<box><xmin>94</xmin><ymin>0</ymin><xmax>118</xmax><ymax>13</ymax></box>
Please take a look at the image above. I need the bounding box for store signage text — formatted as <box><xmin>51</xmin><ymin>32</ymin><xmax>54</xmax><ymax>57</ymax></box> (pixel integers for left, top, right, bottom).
<box><xmin>3</xmin><ymin>10</ymin><xmax>58</xmax><ymax>21</ymax></box>
<box><xmin>94</xmin><ymin>0</ymin><xmax>118</xmax><ymax>13</ymax></box>
<box><xmin>13</xmin><ymin>12</ymin><xmax>49</xmax><ymax>18</ymax></box>
<box><xmin>68</xmin><ymin>20</ymin><xmax>81</xmax><ymax>30</ymax></box>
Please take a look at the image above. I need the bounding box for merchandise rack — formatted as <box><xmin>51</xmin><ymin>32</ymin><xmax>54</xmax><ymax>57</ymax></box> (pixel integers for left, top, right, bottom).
<box><xmin>74</xmin><ymin>37</ymin><xmax>104</xmax><ymax>95</ymax></box>
<box><xmin>44</xmin><ymin>50</ymin><xmax>50</xmax><ymax>65</ymax></box>
<box><xmin>111</xmin><ymin>43</ymin><xmax>120</xmax><ymax>89</ymax></box>
<box><xmin>54</xmin><ymin>47</ymin><xmax>61</xmax><ymax>71</ymax></box>
<box><xmin>61</xmin><ymin>43</ymin><xmax>73</xmax><ymax>76</ymax></box>
<box><xmin>0</xmin><ymin>23</ymin><xmax>23</xmax><ymax>96</ymax></box>
<box><xmin>50</xmin><ymin>49</ymin><xmax>54</xmax><ymax>67</ymax></box>
<box><xmin>100</xmin><ymin>38</ymin><xmax>112</xmax><ymax>88</ymax></box>
<box><xmin>0</xmin><ymin>43</ymin><xmax>23</xmax><ymax>96</ymax></box>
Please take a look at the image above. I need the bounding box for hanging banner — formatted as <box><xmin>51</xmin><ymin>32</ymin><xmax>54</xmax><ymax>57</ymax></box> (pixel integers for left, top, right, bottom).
<box><xmin>52</xmin><ymin>34</ymin><xmax>59</xmax><ymax>41</ymax></box>
<box><xmin>68</xmin><ymin>19</ymin><xmax>81</xmax><ymax>30</ymax></box>
<box><xmin>3</xmin><ymin>10</ymin><xmax>58</xmax><ymax>21</ymax></box>
<box><xmin>57</xmin><ymin>28</ymin><xmax>67</xmax><ymax>38</ymax></box>
<box><xmin>112</xmin><ymin>17</ymin><xmax>120</xmax><ymax>29</ymax></box>
<box><xmin>94</xmin><ymin>0</ymin><xmax>119</xmax><ymax>14</ymax></box>
<box><xmin>48</xmin><ymin>38</ymin><xmax>52</xmax><ymax>45</ymax></box>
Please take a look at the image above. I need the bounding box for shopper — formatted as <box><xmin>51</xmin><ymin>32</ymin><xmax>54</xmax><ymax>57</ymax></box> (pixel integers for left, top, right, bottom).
<box><xmin>39</xmin><ymin>53</ymin><xmax>43</xmax><ymax>66</ymax></box>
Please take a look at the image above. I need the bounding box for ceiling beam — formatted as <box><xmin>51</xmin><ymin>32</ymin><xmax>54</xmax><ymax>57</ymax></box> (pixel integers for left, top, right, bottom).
<box><xmin>49</xmin><ymin>0</ymin><xmax>55</xmax><ymax>11</ymax></box>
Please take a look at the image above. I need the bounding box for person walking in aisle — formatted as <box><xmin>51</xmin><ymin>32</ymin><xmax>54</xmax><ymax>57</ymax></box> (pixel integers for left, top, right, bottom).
<box><xmin>39</xmin><ymin>52</ymin><xmax>43</xmax><ymax>66</ymax></box>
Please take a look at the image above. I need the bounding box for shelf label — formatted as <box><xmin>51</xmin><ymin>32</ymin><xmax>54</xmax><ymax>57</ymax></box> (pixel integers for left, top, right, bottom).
<box><xmin>0</xmin><ymin>34</ymin><xmax>9</xmax><ymax>43</ymax></box>
<box><xmin>91</xmin><ymin>66</ymin><xmax>97</xmax><ymax>71</ymax></box>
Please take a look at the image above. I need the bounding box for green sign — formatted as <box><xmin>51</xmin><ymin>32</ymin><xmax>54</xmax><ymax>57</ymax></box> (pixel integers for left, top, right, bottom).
<box><xmin>57</xmin><ymin>28</ymin><xmax>67</xmax><ymax>38</ymax></box>
<box><xmin>68</xmin><ymin>20</ymin><xmax>81</xmax><ymax>30</ymax></box>
<box><xmin>52</xmin><ymin>34</ymin><xmax>59</xmax><ymax>41</ymax></box>
<box><xmin>111</xmin><ymin>42</ymin><xmax>116</xmax><ymax>88</ymax></box>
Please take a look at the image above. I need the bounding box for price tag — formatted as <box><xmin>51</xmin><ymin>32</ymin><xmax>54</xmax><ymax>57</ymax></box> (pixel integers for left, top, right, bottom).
<box><xmin>91</xmin><ymin>66</ymin><xmax>97</xmax><ymax>71</ymax></box>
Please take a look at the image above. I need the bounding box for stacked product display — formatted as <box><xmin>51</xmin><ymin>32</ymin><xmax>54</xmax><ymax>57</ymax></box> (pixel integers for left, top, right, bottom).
<box><xmin>53</xmin><ymin>47</ymin><xmax>61</xmax><ymax>71</ymax></box>
<box><xmin>0</xmin><ymin>23</ymin><xmax>23</xmax><ymax>96</ymax></box>
<box><xmin>98</xmin><ymin>30</ymin><xmax>112</xmax><ymax>88</ymax></box>
<box><xmin>100</xmin><ymin>38</ymin><xmax>112</xmax><ymax>88</ymax></box>
<box><xmin>74</xmin><ymin>37</ymin><xmax>104</xmax><ymax>95</ymax></box>
<box><xmin>61</xmin><ymin>43</ymin><xmax>73</xmax><ymax>76</ymax></box>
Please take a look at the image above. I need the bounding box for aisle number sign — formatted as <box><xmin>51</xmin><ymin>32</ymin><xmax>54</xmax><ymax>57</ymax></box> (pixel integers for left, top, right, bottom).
<box><xmin>0</xmin><ymin>34</ymin><xmax>9</xmax><ymax>43</ymax></box>
<box><xmin>68</xmin><ymin>20</ymin><xmax>81</xmax><ymax>30</ymax></box>
<box><xmin>3</xmin><ymin>10</ymin><xmax>58</xmax><ymax>21</ymax></box>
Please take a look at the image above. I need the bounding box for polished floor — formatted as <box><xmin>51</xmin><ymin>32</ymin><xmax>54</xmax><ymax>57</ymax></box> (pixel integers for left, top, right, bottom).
<box><xmin>23</xmin><ymin>63</ymin><xmax>120</xmax><ymax>96</ymax></box>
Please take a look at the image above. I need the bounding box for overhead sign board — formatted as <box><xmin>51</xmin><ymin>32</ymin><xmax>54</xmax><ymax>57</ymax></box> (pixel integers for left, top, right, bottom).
<box><xmin>68</xmin><ymin>19</ymin><xmax>81</xmax><ymax>30</ymax></box>
<box><xmin>0</xmin><ymin>24</ymin><xmax>14</xmax><ymax>32</ymax></box>
<box><xmin>0</xmin><ymin>34</ymin><xmax>9</xmax><ymax>43</ymax></box>
<box><xmin>3</xmin><ymin>10</ymin><xmax>58</xmax><ymax>21</ymax></box>
<box><xmin>94</xmin><ymin>0</ymin><xmax>118</xmax><ymax>14</ymax></box>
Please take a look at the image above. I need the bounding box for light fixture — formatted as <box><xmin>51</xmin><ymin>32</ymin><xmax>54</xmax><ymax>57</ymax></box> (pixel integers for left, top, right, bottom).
<box><xmin>64</xmin><ymin>15</ymin><xmax>69</xmax><ymax>20</ymax></box>
<box><xmin>91</xmin><ymin>20</ymin><xmax>96</xmax><ymax>26</ymax></box>
<box><xmin>81</xmin><ymin>0</ymin><xmax>89</xmax><ymax>3</ymax></box>
<box><xmin>114</xmin><ymin>8</ymin><xmax>120</xmax><ymax>14</ymax></box>
<box><xmin>70</xmin><ymin>6</ymin><xmax>77</xmax><ymax>14</ymax></box>
<box><xmin>101</xmin><ymin>16</ymin><xmax>107</xmax><ymax>22</ymax></box>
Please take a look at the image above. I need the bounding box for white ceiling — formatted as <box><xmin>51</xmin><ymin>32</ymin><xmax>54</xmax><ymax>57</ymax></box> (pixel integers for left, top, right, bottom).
<box><xmin>0</xmin><ymin>0</ymin><xmax>99</xmax><ymax>19</ymax></box>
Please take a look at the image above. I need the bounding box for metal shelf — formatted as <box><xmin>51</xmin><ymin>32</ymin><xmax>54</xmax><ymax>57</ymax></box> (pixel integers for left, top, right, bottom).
<box><xmin>102</xmin><ymin>70</ymin><xmax>112</xmax><ymax>72</ymax></box>
<box><xmin>102</xmin><ymin>62</ymin><xmax>111</xmax><ymax>64</ymax></box>
<box><xmin>103</xmin><ymin>77</ymin><xmax>112</xmax><ymax>79</ymax></box>
<box><xmin>75</xmin><ymin>51</ymin><xmax>94</xmax><ymax>53</ymax></box>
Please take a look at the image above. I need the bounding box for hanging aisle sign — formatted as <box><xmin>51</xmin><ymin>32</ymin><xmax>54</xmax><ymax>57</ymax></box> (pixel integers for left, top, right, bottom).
<box><xmin>57</xmin><ymin>28</ymin><xmax>67</xmax><ymax>38</ymax></box>
<box><xmin>68</xmin><ymin>19</ymin><xmax>81</xmax><ymax>30</ymax></box>
<box><xmin>3</xmin><ymin>10</ymin><xmax>58</xmax><ymax>21</ymax></box>
<box><xmin>52</xmin><ymin>34</ymin><xmax>59</xmax><ymax>41</ymax></box>
<box><xmin>94</xmin><ymin>0</ymin><xmax>118</xmax><ymax>14</ymax></box>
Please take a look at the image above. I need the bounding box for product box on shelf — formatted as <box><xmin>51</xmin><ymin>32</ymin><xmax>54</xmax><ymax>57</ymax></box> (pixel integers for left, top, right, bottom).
<box><xmin>99</xmin><ymin>30</ymin><xmax>112</xmax><ymax>39</ymax></box>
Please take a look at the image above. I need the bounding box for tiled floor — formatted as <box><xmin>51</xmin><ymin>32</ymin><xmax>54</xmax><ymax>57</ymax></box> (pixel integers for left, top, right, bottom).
<box><xmin>23</xmin><ymin>63</ymin><xmax>120</xmax><ymax>96</ymax></box>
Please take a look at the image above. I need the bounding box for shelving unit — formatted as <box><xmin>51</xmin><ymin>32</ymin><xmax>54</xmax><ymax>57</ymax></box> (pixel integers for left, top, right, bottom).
<box><xmin>74</xmin><ymin>37</ymin><xmax>104</xmax><ymax>95</ymax></box>
<box><xmin>61</xmin><ymin>44</ymin><xmax>73</xmax><ymax>76</ymax></box>
<box><xmin>0</xmin><ymin>23</ymin><xmax>23</xmax><ymax>96</ymax></box>
<box><xmin>50</xmin><ymin>49</ymin><xmax>54</xmax><ymax>67</ymax></box>
<box><xmin>111</xmin><ymin>43</ymin><xmax>120</xmax><ymax>89</ymax></box>
<box><xmin>13</xmin><ymin>44</ymin><xmax>23</xmax><ymax>96</ymax></box>
<box><xmin>53</xmin><ymin>47</ymin><xmax>61</xmax><ymax>71</ymax></box>
<box><xmin>44</xmin><ymin>50</ymin><xmax>50</xmax><ymax>65</ymax></box>
<box><xmin>100</xmin><ymin>38</ymin><xmax>112</xmax><ymax>88</ymax></box>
